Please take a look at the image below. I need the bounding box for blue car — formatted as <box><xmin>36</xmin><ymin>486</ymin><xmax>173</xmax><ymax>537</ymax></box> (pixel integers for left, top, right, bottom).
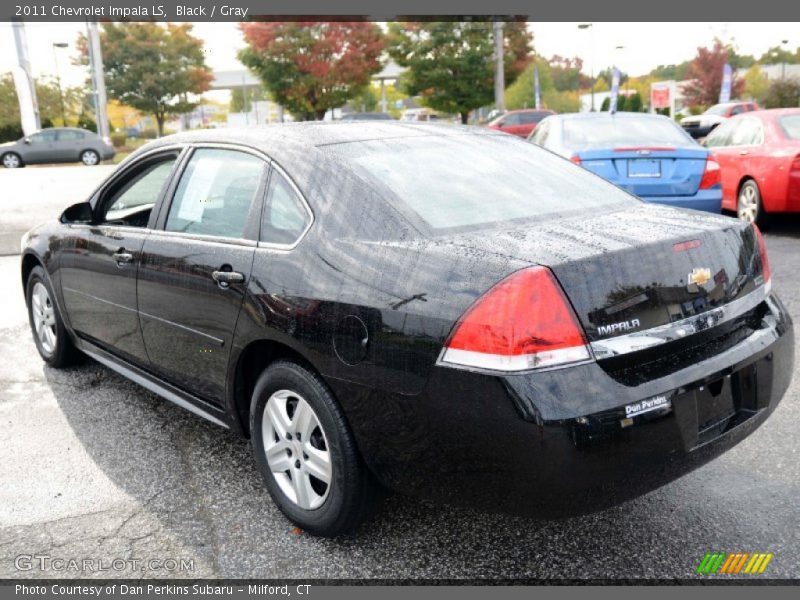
<box><xmin>527</xmin><ymin>112</ymin><xmax>722</xmax><ymax>213</ymax></box>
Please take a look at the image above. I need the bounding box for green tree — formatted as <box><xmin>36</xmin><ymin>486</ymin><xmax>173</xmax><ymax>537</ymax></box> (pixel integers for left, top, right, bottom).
<box><xmin>649</xmin><ymin>61</ymin><xmax>692</xmax><ymax>81</ymax></box>
<box><xmin>388</xmin><ymin>21</ymin><xmax>532</xmax><ymax>124</ymax></box>
<box><xmin>744</xmin><ymin>64</ymin><xmax>770</xmax><ymax>104</ymax></box>
<box><xmin>239</xmin><ymin>22</ymin><xmax>384</xmax><ymax>121</ymax></box>
<box><xmin>627</xmin><ymin>92</ymin><xmax>643</xmax><ymax>112</ymax></box>
<box><xmin>764</xmin><ymin>79</ymin><xmax>800</xmax><ymax>108</ymax></box>
<box><xmin>759</xmin><ymin>45</ymin><xmax>800</xmax><ymax>65</ymax></box>
<box><xmin>78</xmin><ymin>23</ymin><xmax>212</xmax><ymax>136</ymax></box>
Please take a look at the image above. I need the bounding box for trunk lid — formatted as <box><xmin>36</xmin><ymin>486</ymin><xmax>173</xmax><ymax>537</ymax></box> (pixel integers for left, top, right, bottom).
<box><xmin>448</xmin><ymin>204</ymin><xmax>763</xmax><ymax>343</ymax></box>
<box><xmin>577</xmin><ymin>146</ymin><xmax>708</xmax><ymax>198</ymax></box>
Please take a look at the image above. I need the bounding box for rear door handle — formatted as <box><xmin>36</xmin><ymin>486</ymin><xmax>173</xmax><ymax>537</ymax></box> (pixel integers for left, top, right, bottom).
<box><xmin>112</xmin><ymin>250</ymin><xmax>134</xmax><ymax>265</ymax></box>
<box><xmin>739</xmin><ymin>150</ymin><xmax>749</xmax><ymax>155</ymax></box>
<box><xmin>212</xmin><ymin>270</ymin><xmax>245</xmax><ymax>288</ymax></box>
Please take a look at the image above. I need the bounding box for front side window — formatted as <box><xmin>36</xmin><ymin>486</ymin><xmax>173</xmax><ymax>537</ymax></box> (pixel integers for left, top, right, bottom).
<box><xmin>704</xmin><ymin>120</ymin><xmax>737</xmax><ymax>147</ymax></box>
<box><xmin>261</xmin><ymin>170</ymin><xmax>311</xmax><ymax>246</ymax></box>
<box><xmin>29</xmin><ymin>130</ymin><xmax>57</xmax><ymax>143</ymax></box>
<box><xmin>103</xmin><ymin>157</ymin><xmax>177</xmax><ymax>227</ymax></box>
<box><xmin>165</xmin><ymin>149</ymin><xmax>266</xmax><ymax>239</ymax></box>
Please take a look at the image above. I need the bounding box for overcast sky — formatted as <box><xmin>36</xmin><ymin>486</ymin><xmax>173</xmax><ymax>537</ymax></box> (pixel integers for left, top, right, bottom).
<box><xmin>0</xmin><ymin>21</ymin><xmax>796</xmax><ymax>92</ymax></box>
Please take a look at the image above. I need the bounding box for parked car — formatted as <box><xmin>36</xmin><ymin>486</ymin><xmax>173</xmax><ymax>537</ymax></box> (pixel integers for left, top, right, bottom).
<box><xmin>488</xmin><ymin>108</ymin><xmax>555</xmax><ymax>138</ymax></box>
<box><xmin>680</xmin><ymin>102</ymin><xmax>760</xmax><ymax>139</ymax></box>
<box><xmin>703</xmin><ymin>108</ymin><xmax>800</xmax><ymax>225</ymax></box>
<box><xmin>0</xmin><ymin>127</ymin><xmax>115</xmax><ymax>168</ymax></box>
<box><xmin>22</xmin><ymin>124</ymin><xmax>793</xmax><ymax>536</ymax></box>
<box><xmin>529</xmin><ymin>112</ymin><xmax>722</xmax><ymax>213</ymax></box>
<box><xmin>339</xmin><ymin>112</ymin><xmax>393</xmax><ymax>121</ymax></box>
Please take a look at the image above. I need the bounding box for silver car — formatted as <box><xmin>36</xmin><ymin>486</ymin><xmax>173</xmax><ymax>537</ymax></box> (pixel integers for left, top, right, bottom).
<box><xmin>0</xmin><ymin>127</ymin><xmax>115</xmax><ymax>168</ymax></box>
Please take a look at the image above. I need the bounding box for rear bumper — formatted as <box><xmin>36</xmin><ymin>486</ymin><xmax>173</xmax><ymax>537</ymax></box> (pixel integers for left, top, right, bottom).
<box><xmin>336</xmin><ymin>292</ymin><xmax>793</xmax><ymax>517</ymax></box>
<box><xmin>641</xmin><ymin>189</ymin><xmax>722</xmax><ymax>213</ymax></box>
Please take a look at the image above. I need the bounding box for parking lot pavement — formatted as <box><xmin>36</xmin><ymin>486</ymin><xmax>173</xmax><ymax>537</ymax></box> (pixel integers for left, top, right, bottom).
<box><xmin>1</xmin><ymin>164</ymin><xmax>799</xmax><ymax>579</ymax></box>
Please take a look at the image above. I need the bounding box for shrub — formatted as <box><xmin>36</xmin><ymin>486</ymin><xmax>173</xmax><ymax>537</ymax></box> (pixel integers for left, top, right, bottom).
<box><xmin>110</xmin><ymin>132</ymin><xmax>127</xmax><ymax>148</ymax></box>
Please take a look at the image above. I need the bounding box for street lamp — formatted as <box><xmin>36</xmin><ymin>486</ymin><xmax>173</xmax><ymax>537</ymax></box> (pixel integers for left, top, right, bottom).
<box><xmin>615</xmin><ymin>45</ymin><xmax>628</xmax><ymax>96</ymax></box>
<box><xmin>578</xmin><ymin>23</ymin><xmax>594</xmax><ymax>111</ymax></box>
<box><xmin>52</xmin><ymin>42</ymin><xmax>68</xmax><ymax>126</ymax></box>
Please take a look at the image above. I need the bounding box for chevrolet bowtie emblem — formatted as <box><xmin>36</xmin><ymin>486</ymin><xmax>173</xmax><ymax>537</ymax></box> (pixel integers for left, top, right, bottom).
<box><xmin>688</xmin><ymin>267</ymin><xmax>712</xmax><ymax>287</ymax></box>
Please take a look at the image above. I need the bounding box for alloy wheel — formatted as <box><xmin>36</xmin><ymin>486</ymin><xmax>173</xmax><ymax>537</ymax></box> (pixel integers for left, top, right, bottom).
<box><xmin>262</xmin><ymin>389</ymin><xmax>332</xmax><ymax>510</ymax></box>
<box><xmin>737</xmin><ymin>184</ymin><xmax>758</xmax><ymax>223</ymax></box>
<box><xmin>2</xmin><ymin>154</ymin><xmax>20</xmax><ymax>168</ymax></box>
<box><xmin>81</xmin><ymin>151</ymin><xmax>99</xmax><ymax>166</ymax></box>
<box><xmin>31</xmin><ymin>282</ymin><xmax>57</xmax><ymax>354</ymax></box>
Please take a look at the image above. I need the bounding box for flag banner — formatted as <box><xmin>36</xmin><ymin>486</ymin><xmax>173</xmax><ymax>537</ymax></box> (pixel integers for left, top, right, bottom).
<box><xmin>719</xmin><ymin>63</ymin><xmax>732</xmax><ymax>103</ymax></box>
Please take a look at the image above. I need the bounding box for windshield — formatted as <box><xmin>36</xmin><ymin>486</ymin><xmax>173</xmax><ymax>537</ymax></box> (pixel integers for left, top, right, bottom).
<box><xmin>780</xmin><ymin>115</ymin><xmax>800</xmax><ymax>140</ymax></box>
<box><xmin>328</xmin><ymin>133</ymin><xmax>637</xmax><ymax>231</ymax></box>
<box><xmin>705</xmin><ymin>104</ymin><xmax>729</xmax><ymax>116</ymax></box>
<box><xmin>562</xmin><ymin>116</ymin><xmax>693</xmax><ymax>150</ymax></box>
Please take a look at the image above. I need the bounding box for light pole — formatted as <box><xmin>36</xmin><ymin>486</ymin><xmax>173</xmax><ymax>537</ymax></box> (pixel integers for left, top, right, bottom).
<box><xmin>781</xmin><ymin>39</ymin><xmax>789</xmax><ymax>80</ymax></box>
<box><xmin>52</xmin><ymin>42</ymin><xmax>68</xmax><ymax>126</ymax></box>
<box><xmin>615</xmin><ymin>45</ymin><xmax>628</xmax><ymax>96</ymax></box>
<box><xmin>578</xmin><ymin>23</ymin><xmax>594</xmax><ymax>111</ymax></box>
<box><xmin>493</xmin><ymin>21</ymin><xmax>506</xmax><ymax>113</ymax></box>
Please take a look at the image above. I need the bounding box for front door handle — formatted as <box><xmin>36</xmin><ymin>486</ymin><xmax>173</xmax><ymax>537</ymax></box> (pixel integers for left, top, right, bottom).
<box><xmin>112</xmin><ymin>250</ymin><xmax>134</xmax><ymax>265</ymax></box>
<box><xmin>212</xmin><ymin>269</ymin><xmax>245</xmax><ymax>288</ymax></box>
<box><xmin>739</xmin><ymin>150</ymin><xmax>749</xmax><ymax>156</ymax></box>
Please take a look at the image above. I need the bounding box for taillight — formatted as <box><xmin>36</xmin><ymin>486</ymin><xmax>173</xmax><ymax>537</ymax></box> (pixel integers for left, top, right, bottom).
<box><xmin>699</xmin><ymin>155</ymin><xmax>721</xmax><ymax>189</ymax></box>
<box><xmin>570</xmin><ymin>154</ymin><xmax>582</xmax><ymax>166</ymax></box>
<box><xmin>753</xmin><ymin>224</ymin><xmax>771</xmax><ymax>286</ymax></box>
<box><xmin>439</xmin><ymin>266</ymin><xmax>591</xmax><ymax>372</ymax></box>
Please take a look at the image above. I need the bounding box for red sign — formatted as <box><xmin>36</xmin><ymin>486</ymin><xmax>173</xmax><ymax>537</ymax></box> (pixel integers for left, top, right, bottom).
<box><xmin>651</xmin><ymin>86</ymin><xmax>671</xmax><ymax>109</ymax></box>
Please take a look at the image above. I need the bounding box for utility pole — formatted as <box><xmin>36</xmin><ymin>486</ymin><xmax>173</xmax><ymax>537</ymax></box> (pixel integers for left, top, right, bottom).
<box><xmin>493</xmin><ymin>20</ymin><xmax>505</xmax><ymax>113</ymax></box>
<box><xmin>12</xmin><ymin>19</ymin><xmax>41</xmax><ymax>133</ymax></box>
<box><xmin>86</xmin><ymin>22</ymin><xmax>111</xmax><ymax>141</ymax></box>
<box><xmin>52</xmin><ymin>42</ymin><xmax>68</xmax><ymax>126</ymax></box>
<box><xmin>781</xmin><ymin>39</ymin><xmax>789</xmax><ymax>80</ymax></box>
<box><xmin>578</xmin><ymin>23</ymin><xmax>595</xmax><ymax>111</ymax></box>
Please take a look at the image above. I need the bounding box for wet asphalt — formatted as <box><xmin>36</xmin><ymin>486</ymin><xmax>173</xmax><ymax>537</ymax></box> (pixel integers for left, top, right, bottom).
<box><xmin>0</xmin><ymin>166</ymin><xmax>798</xmax><ymax>580</ymax></box>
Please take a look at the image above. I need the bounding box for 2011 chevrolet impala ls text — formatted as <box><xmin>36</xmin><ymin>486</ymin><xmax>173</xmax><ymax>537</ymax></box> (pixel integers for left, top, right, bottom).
<box><xmin>20</xmin><ymin>123</ymin><xmax>794</xmax><ymax>536</ymax></box>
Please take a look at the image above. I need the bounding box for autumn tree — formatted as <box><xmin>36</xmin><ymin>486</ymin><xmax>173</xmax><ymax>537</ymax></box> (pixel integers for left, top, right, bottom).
<box><xmin>238</xmin><ymin>22</ymin><xmax>384</xmax><ymax>121</ymax></box>
<box><xmin>77</xmin><ymin>23</ymin><xmax>212</xmax><ymax>136</ymax></box>
<box><xmin>682</xmin><ymin>39</ymin><xmax>744</xmax><ymax>108</ymax></box>
<box><xmin>388</xmin><ymin>21</ymin><xmax>532</xmax><ymax>124</ymax></box>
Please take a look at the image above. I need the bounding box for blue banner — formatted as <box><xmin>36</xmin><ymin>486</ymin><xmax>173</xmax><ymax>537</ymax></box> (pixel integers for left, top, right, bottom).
<box><xmin>609</xmin><ymin>67</ymin><xmax>621</xmax><ymax>113</ymax></box>
<box><xmin>719</xmin><ymin>63</ymin><xmax>732</xmax><ymax>103</ymax></box>
<box><xmin>534</xmin><ymin>65</ymin><xmax>541</xmax><ymax>109</ymax></box>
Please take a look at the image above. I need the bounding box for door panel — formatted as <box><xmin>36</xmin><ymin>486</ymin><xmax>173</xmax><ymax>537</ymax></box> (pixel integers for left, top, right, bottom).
<box><xmin>59</xmin><ymin>153</ymin><xmax>180</xmax><ymax>364</ymax></box>
<box><xmin>137</xmin><ymin>147</ymin><xmax>267</xmax><ymax>404</ymax></box>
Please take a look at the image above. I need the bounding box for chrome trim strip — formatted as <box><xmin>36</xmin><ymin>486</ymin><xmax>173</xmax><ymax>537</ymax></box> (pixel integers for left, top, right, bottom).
<box><xmin>590</xmin><ymin>282</ymin><xmax>771</xmax><ymax>359</ymax></box>
<box><xmin>82</xmin><ymin>347</ymin><xmax>229</xmax><ymax>429</ymax></box>
<box><xmin>138</xmin><ymin>310</ymin><xmax>225</xmax><ymax>347</ymax></box>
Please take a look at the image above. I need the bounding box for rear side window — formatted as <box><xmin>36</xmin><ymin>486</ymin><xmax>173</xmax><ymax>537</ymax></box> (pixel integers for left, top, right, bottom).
<box><xmin>58</xmin><ymin>130</ymin><xmax>85</xmax><ymax>141</ymax></box>
<box><xmin>165</xmin><ymin>149</ymin><xmax>266</xmax><ymax>239</ymax></box>
<box><xmin>261</xmin><ymin>170</ymin><xmax>311</xmax><ymax>247</ymax></box>
<box><xmin>562</xmin><ymin>116</ymin><xmax>691</xmax><ymax>149</ymax></box>
<box><xmin>331</xmin><ymin>134</ymin><xmax>637</xmax><ymax>231</ymax></box>
<box><xmin>779</xmin><ymin>115</ymin><xmax>800</xmax><ymax>140</ymax></box>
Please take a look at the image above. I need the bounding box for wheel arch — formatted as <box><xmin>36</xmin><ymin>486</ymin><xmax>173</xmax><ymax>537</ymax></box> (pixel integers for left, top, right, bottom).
<box><xmin>231</xmin><ymin>338</ymin><xmax>321</xmax><ymax>438</ymax></box>
<box><xmin>21</xmin><ymin>251</ymin><xmax>43</xmax><ymax>290</ymax></box>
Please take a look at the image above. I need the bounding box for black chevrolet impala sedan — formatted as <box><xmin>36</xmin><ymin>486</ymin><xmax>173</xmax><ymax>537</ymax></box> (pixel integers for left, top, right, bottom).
<box><xmin>21</xmin><ymin>124</ymin><xmax>794</xmax><ymax>535</ymax></box>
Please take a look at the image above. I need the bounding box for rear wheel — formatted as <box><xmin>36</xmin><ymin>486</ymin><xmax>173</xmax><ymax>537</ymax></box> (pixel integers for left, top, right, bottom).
<box><xmin>737</xmin><ymin>180</ymin><xmax>766</xmax><ymax>226</ymax></box>
<box><xmin>80</xmin><ymin>149</ymin><xmax>99</xmax><ymax>166</ymax></box>
<box><xmin>2</xmin><ymin>152</ymin><xmax>22</xmax><ymax>168</ymax></box>
<box><xmin>250</xmin><ymin>360</ymin><xmax>379</xmax><ymax>536</ymax></box>
<box><xmin>26</xmin><ymin>266</ymin><xmax>81</xmax><ymax>367</ymax></box>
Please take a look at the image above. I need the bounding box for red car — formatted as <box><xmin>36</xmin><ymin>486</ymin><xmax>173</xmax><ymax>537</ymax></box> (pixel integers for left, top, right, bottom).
<box><xmin>488</xmin><ymin>109</ymin><xmax>555</xmax><ymax>138</ymax></box>
<box><xmin>705</xmin><ymin>108</ymin><xmax>800</xmax><ymax>224</ymax></box>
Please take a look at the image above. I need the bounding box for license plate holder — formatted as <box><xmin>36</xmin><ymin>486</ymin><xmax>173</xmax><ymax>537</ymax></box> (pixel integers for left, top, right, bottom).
<box><xmin>628</xmin><ymin>158</ymin><xmax>661</xmax><ymax>178</ymax></box>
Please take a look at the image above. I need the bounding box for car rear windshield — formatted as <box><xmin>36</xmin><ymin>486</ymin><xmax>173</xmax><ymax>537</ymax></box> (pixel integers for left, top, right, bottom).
<box><xmin>779</xmin><ymin>115</ymin><xmax>800</xmax><ymax>140</ymax></box>
<box><xmin>705</xmin><ymin>104</ymin><xmax>729</xmax><ymax>115</ymax></box>
<box><xmin>563</xmin><ymin>116</ymin><xmax>692</xmax><ymax>150</ymax></box>
<box><xmin>329</xmin><ymin>133</ymin><xmax>637</xmax><ymax>231</ymax></box>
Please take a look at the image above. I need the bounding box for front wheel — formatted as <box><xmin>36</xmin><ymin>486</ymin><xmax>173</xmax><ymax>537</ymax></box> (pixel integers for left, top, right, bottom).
<box><xmin>80</xmin><ymin>149</ymin><xmax>100</xmax><ymax>166</ymax></box>
<box><xmin>737</xmin><ymin>180</ymin><xmax>766</xmax><ymax>226</ymax></box>
<box><xmin>250</xmin><ymin>360</ymin><xmax>379</xmax><ymax>536</ymax></box>
<box><xmin>2</xmin><ymin>152</ymin><xmax>22</xmax><ymax>168</ymax></box>
<box><xmin>26</xmin><ymin>266</ymin><xmax>81</xmax><ymax>367</ymax></box>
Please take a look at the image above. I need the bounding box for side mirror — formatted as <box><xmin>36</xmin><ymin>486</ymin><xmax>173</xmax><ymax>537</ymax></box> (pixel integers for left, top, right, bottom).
<box><xmin>60</xmin><ymin>202</ymin><xmax>93</xmax><ymax>224</ymax></box>
<box><xmin>23</xmin><ymin>137</ymin><xmax>31</xmax><ymax>144</ymax></box>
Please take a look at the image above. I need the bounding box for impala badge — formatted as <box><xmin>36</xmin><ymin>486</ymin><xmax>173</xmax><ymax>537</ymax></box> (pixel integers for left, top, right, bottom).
<box><xmin>688</xmin><ymin>267</ymin><xmax>712</xmax><ymax>287</ymax></box>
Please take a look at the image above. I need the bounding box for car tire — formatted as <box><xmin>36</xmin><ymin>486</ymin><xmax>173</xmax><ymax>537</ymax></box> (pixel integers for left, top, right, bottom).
<box><xmin>737</xmin><ymin>179</ymin><xmax>767</xmax><ymax>226</ymax></box>
<box><xmin>250</xmin><ymin>360</ymin><xmax>379</xmax><ymax>536</ymax></box>
<box><xmin>80</xmin><ymin>149</ymin><xmax>100</xmax><ymax>166</ymax></box>
<box><xmin>26</xmin><ymin>266</ymin><xmax>81</xmax><ymax>368</ymax></box>
<box><xmin>2</xmin><ymin>152</ymin><xmax>23</xmax><ymax>168</ymax></box>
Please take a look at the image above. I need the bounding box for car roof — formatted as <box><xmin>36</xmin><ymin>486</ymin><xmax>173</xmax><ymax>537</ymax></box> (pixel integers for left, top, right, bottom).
<box><xmin>507</xmin><ymin>108</ymin><xmax>554</xmax><ymax>114</ymax></box>
<box><xmin>549</xmin><ymin>112</ymin><xmax>672</xmax><ymax>122</ymax></box>
<box><xmin>133</xmin><ymin>122</ymin><xmax>499</xmax><ymax>165</ymax></box>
